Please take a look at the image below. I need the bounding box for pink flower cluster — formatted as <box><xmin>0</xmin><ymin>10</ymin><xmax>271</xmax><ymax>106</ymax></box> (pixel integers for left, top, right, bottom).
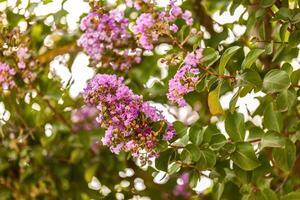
<box><xmin>84</xmin><ymin>74</ymin><xmax>175</xmax><ymax>160</ymax></box>
<box><xmin>132</xmin><ymin>1</ymin><xmax>193</xmax><ymax>50</ymax></box>
<box><xmin>78</xmin><ymin>9</ymin><xmax>142</xmax><ymax>70</ymax></box>
<box><xmin>0</xmin><ymin>62</ymin><xmax>16</xmax><ymax>91</ymax></box>
<box><xmin>17</xmin><ymin>46</ymin><xmax>29</xmax><ymax>69</ymax></box>
<box><xmin>167</xmin><ymin>49</ymin><xmax>203</xmax><ymax>107</ymax></box>
<box><xmin>71</xmin><ymin>106</ymin><xmax>99</xmax><ymax>132</ymax></box>
<box><xmin>1</xmin><ymin>26</ymin><xmax>36</xmax><ymax>85</ymax></box>
<box><xmin>173</xmin><ymin>173</ymin><xmax>192</xmax><ymax>199</ymax></box>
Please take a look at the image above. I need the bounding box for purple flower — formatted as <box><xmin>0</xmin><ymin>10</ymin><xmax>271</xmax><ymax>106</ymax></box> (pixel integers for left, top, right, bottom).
<box><xmin>133</xmin><ymin>13</ymin><xmax>157</xmax><ymax>50</ymax></box>
<box><xmin>78</xmin><ymin>9</ymin><xmax>141</xmax><ymax>70</ymax></box>
<box><xmin>164</xmin><ymin>123</ymin><xmax>176</xmax><ymax>141</ymax></box>
<box><xmin>182</xmin><ymin>10</ymin><xmax>193</xmax><ymax>25</ymax></box>
<box><xmin>167</xmin><ymin>49</ymin><xmax>203</xmax><ymax>107</ymax></box>
<box><xmin>170</xmin><ymin>24</ymin><xmax>178</xmax><ymax>33</ymax></box>
<box><xmin>18</xmin><ymin>61</ymin><xmax>26</xmax><ymax>69</ymax></box>
<box><xmin>84</xmin><ymin>74</ymin><xmax>176</xmax><ymax>161</ymax></box>
<box><xmin>71</xmin><ymin>106</ymin><xmax>99</xmax><ymax>132</ymax></box>
<box><xmin>132</xmin><ymin>3</ymin><xmax>194</xmax><ymax>50</ymax></box>
<box><xmin>173</xmin><ymin>173</ymin><xmax>192</xmax><ymax>199</ymax></box>
<box><xmin>0</xmin><ymin>62</ymin><xmax>16</xmax><ymax>91</ymax></box>
<box><xmin>170</xmin><ymin>6</ymin><xmax>182</xmax><ymax>17</ymax></box>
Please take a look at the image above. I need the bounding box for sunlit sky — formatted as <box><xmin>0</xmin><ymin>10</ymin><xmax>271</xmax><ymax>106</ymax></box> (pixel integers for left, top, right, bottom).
<box><xmin>1</xmin><ymin>0</ymin><xmax>300</xmax><ymax>196</ymax></box>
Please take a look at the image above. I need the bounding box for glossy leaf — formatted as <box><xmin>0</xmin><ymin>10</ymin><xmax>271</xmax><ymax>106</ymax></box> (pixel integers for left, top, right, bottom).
<box><xmin>273</xmin><ymin>139</ymin><xmax>296</xmax><ymax>172</ymax></box>
<box><xmin>225</xmin><ymin>112</ymin><xmax>245</xmax><ymax>142</ymax></box>
<box><xmin>219</xmin><ymin>46</ymin><xmax>241</xmax><ymax>74</ymax></box>
<box><xmin>263</xmin><ymin>69</ymin><xmax>290</xmax><ymax>93</ymax></box>
<box><xmin>231</xmin><ymin>142</ymin><xmax>260</xmax><ymax>171</ymax></box>
<box><xmin>241</xmin><ymin>49</ymin><xmax>265</xmax><ymax>69</ymax></box>
<box><xmin>208</xmin><ymin>83</ymin><xmax>224</xmax><ymax>115</ymax></box>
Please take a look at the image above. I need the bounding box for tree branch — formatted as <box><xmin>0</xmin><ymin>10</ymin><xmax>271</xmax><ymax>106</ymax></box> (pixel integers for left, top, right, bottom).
<box><xmin>37</xmin><ymin>42</ymin><xmax>79</xmax><ymax>65</ymax></box>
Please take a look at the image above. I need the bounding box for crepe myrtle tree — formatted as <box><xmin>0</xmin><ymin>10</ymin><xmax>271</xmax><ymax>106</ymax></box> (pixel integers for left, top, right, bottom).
<box><xmin>0</xmin><ymin>0</ymin><xmax>300</xmax><ymax>199</ymax></box>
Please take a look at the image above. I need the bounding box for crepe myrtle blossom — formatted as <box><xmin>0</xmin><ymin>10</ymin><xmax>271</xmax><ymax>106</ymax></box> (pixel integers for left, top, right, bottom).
<box><xmin>173</xmin><ymin>173</ymin><xmax>192</xmax><ymax>199</ymax></box>
<box><xmin>84</xmin><ymin>74</ymin><xmax>176</xmax><ymax>160</ymax></box>
<box><xmin>0</xmin><ymin>62</ymin><xmax>16</xmax><ymax>91</ymax></box>
<box><xmin>71</xmin><ymin>106</ymin><xmax>99</xmax><ymax>132</ymax></box>
<box><xmin>78</xmin><ymin>9</ymin><xmax>142</xmax><ymax>70</ymax></box>
<box><xmin>132</xmin><ymin>1</ymin><xmax>193</xmax><ymax>50</ymax></box>
<box><xmin>167</xmin><ymin>48</ymin><xmax>203</xmax><ymax>107</ymax></box>
<box><xmin>16</xmin><ymin>46</ymin><xmax>29</xmax><ymax>69</ymax></box>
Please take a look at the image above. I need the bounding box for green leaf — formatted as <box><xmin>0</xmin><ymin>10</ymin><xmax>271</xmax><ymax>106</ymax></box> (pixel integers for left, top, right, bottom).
<box><xmin>208</xmin><ymin>83</ymin><xmax>223</xmax><ymax>115</ymax></box>
<box><xmin>276</xmin><ymin>89</ymin><xmax>297</xmax><ymax>112</ymax></box>
<box><xmin>212</xmin><ymin>183</ymin><xmax>224</xmax><ymax>200</ymax></box>
<box><xmin>173</xmin><ymin>121</ymin><xmax>188</xmax><ymax>137</ymax></box>
<box><xmin>280</xmin><ymin>23</ymin><xmax>289</xmax><ymax>42</ymax></box>
<box><xmin>173</xmin><ymin>133</ymin><xmax>190</xmax><ymax>147</ymax></box>
<box><xmin>156</xmin><ymin>140</ymin><xmax>168</xmax><ymax>152</ymax></box>
<box><xmin>155</xmin><ymin>149</ymin><xmax>174</xmax><ymax>171</ymax></box>
<box><xmin>225</xmin><ymin>112</ymin><xmax>245</xmax><ymax>142</ymax></box>
<box><xmin>189</xmin><ymin>170</ymin><xmax>200</xmax><ymax>188</ymax></box>
<box><xmin>289</xmin><ymin>30</ymin><xmax>300</xmax><ymax>48</ymax></box>
<box><xmin>272</xmin><ymin>44</ymin><xmax>285</xmax><ymax>62</ymax></box>
<box><xmin>43</xmin><ymin>0</ymin><xmax>53</xmax><ymax>4</ymax></box>
<box><xmin>84</xmin><ymin>164</ymin><xmax>98</xmax><ymax>182</ymax></box>
<box><xmin>251</xmin><ymin>188</ymin><xmax>278</xmax><ymax>200</ymax></box>
<box><xmin>276</xmin><ymin>8</ymin><xmax>292</xmax><ymax>20</ymax></box>
<box><xmin>238</xmin><ymin>69</ymin><xmax>262</xmax><ymax>90</ymax></box>
<box><xmin>256</xmin><ymin>9</ymin><xmax>266</xmax><ymax>18</ymax></box>
<box><xmin>219</xmin><ymin>46</ymin><xmax>241</xmax><ymax>74</ymax></box>
<box><xmin>248</xmin><ymin>127</ymin><xmax>264</xmax><ymax>141</ymax></box>
<box><xmin>184</xmin><ymin>144</ymin><xmax>201</xmax><ymax>162</ymax></box>
<box><xmin>259</xmin><ymin>21</ymin><xmax>266</xmax><ymax>40</ymax></box>
<box><xmin>292</xmin><ymin>13</ymin><xmax>300</xmax><ymax>23</ymax></box>
<box><xmin>291</xmin><ymin>68</ymin><xmax>300</xmax><ymax>85</ymax></box>
<box><xmin>168</xmin><ymin>163</ymin><xmax>181</xmax><ymax>175</ymax></box>
<box><xmin>281</xmin><ymin>191</ymin><xmax>300</xmax><ymax>200</ymax></box>
<box><xmin>263</xmin><ymin>103</ymin><xmax>283</xmax><ymax>132</ymax></box>
<box><xmin>210</xmin><ymin>134</ymin><xmax>227</xmax><ymax>150</ymax></box>
<box><xmin>272</xmin><ymin>139</ymin><xmax>296</xmax><ymax>172</ymax></box>
<box><xmin>260</xmin><ymin>0</ymin><xmax>276</xmax><ymax>8</ymax></box>
<box><xmin>203</xmin><ymin>124</ymin><xmax>220</xmax><ymax>143</ymax></box>
<box><xmin>70</xmin><ymin>149</ymin><xmax>83</xmax><ymax>163</ymax></box>
<box><xmin>229</xmin><ymin>88</ymin><xmax>241</xmax><ymax>113</ymax></box>
<box><xmin>223</xmin><ymin>143</ymin><xmax>236</xmax><ymax>154</ymax></box>
<box><xmin>202</xmin><ymin>47</ymin><xmax>220</xmax><ymax>67</ymax></box>
<box><xmin>242</xmin><ymin>49</ymin><xmax>265</xmax><ymax>69</ymax></box>
<box><xmin>262</xmin><ymin>69</ymin><xmax>290</xmax><ymax>93</ymax></box>
<box><xmin>196</xmin><ymin>149</ymin><xmax>216</xmax><ymax>170</ymax></box>
<box><xmin>231</xmin><ymin>142</ymin><xmax>260</xmax><ymax>171</ymax></box>
<box><xmin>260</xmin><ymin>131</ymin><xmax>286</xmax><ymax>149</ymax></box>
<box><xmin>234</xmin><ymin>164</ymin><xmax>250</xmax><ymax>184</ymax></box>
<box><xmin>282</xmin><ymin>63</ymin><xmax>293</xmax><ymax>75</ymax></box>
<box><xmin>189</xmin><ymin>125</ymin><xmax>203</xmax><ymax>145</ymax></box>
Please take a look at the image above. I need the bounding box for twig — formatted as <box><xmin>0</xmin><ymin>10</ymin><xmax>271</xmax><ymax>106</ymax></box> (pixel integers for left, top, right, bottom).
<box><xmin>37</xmin><ymin>42</ymin><xmax>79</xmax><ymax>65</ymax></box>
<box><xmin>198</xmin><ymin>65</ymin><xmax>236</xmax><ymax>80</ymax></box>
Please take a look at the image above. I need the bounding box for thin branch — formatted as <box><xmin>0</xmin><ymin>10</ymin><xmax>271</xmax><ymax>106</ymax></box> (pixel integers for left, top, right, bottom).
<box><xmin>198</xmin><ymin>65</ymin><xmax>236</xmax><ymax>80</ymax></box>
<box><xmin>255</xmin><ymin>40</ymin><xmax>289</xmax><ymax>44</ymax></box>
<box><xmin>36</xmin><ymin>42</ymin><xmax>79</xmax><ymax>65</ymax></box>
